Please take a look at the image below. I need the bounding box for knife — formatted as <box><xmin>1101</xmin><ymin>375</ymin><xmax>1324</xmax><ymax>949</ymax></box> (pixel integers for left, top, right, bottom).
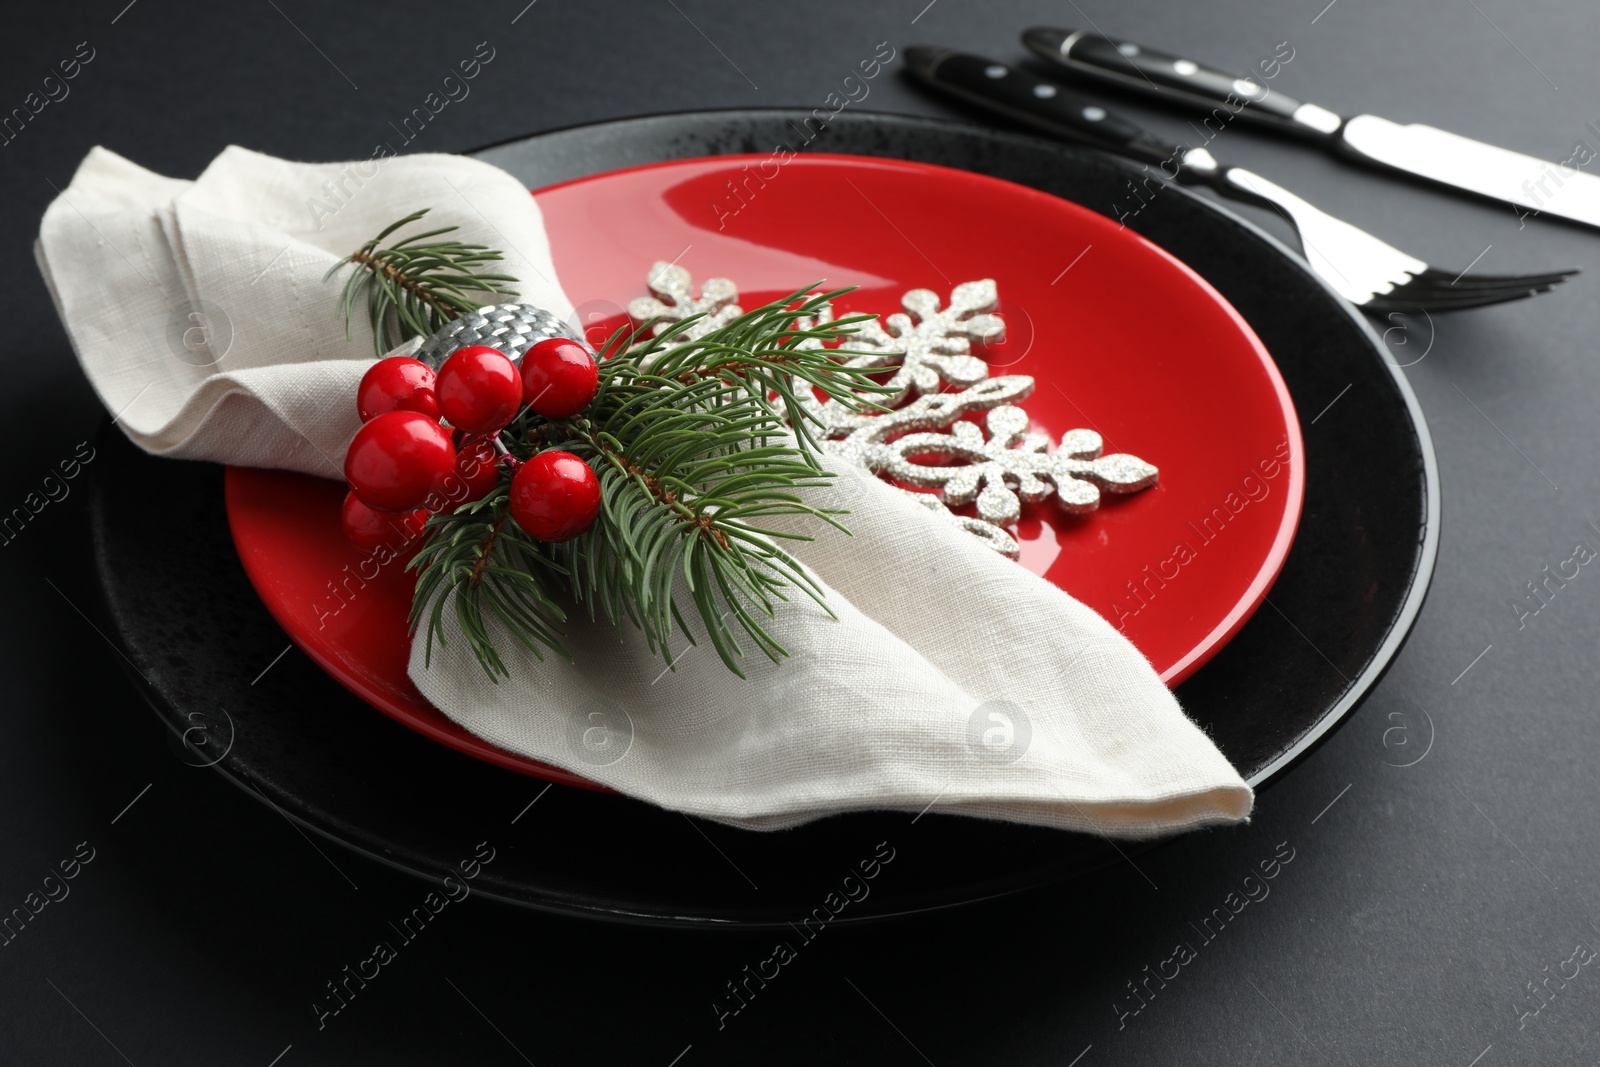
<box><xmin>1021</xmin><ymin>27</ymin><xmax>1600</xmax><ymax>230</ymax></box>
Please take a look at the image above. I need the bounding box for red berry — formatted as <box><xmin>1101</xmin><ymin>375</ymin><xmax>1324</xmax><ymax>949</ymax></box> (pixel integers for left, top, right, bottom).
<box><xmin>436</xmin><ymin>345</ymin><xmax>522</xmax><ymax>434</ymax></box>
<box><xmin>341</xmin><ymin>491</ymin><xmax>427</xmax><ymax>552</ymax></box>
<box><xmin>520</xmin><ymin>338</ymin><xmax>598</xmax><ymax>419</ymax></box>
<box><xmin>357</xmin><ymin>357</ymin><xmax>437</xmax><ymax>422</ymax></box>
<box><xmin>509</xmin><ymin>451</ymin><xmax>601</xmax><ymax>542</ymax></box>
<box><xmin>455</xmin><ymin>435</ymin><xmax>504</xmax><ymax>501</ymax></box>
<box><xmin>345</xmin><ymin>410</ymin><xmax>457</xmax><ymax>513</ymax></box>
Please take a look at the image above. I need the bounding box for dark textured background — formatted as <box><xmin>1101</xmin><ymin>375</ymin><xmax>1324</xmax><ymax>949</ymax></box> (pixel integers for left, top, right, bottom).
<box><xmin>3</xmin><ymin>0</ymin><xmax>1597</xmax><ymax>1063</ymax></box>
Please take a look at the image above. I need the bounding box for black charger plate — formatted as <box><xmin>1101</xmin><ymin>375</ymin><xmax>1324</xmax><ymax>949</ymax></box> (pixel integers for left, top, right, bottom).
<box><xmin>86</xmin><ymin>110</ymin><xmax>1438</xmax><ymax>927</ymax></box>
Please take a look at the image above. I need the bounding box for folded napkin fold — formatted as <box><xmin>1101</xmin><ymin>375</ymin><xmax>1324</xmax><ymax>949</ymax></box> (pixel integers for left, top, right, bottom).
<box><xmin>39</xmin><ymin>146</ymin><xmax>1252</xmax><ymax>837</ymax></box>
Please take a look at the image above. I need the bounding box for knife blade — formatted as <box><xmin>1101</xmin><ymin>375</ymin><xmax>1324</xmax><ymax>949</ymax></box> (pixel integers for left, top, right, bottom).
<box><xmin>1021</xmin><ymin>27</ymin><xmax>1600</xmax><ymax>230</ymax></box>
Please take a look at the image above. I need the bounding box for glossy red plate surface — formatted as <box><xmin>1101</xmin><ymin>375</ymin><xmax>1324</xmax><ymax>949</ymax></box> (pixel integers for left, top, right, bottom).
<box><xmin>226</xmin><ymin>153</ymin><xmax>1304</xmax><ymax>783</ymax></box>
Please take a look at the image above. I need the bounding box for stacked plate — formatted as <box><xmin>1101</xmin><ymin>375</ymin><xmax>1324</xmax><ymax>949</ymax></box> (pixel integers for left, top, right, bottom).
<box><xmin>88</xmin><ymin>111</ymin><xmax>1436</xmax><ymax>926</ymax></box>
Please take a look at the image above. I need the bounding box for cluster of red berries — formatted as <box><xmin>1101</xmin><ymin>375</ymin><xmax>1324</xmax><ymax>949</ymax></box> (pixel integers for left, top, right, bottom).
<box><xmin>340</xmin><ymin>337</ymin><xmax>602</xmax><ymax>552</ymax></box>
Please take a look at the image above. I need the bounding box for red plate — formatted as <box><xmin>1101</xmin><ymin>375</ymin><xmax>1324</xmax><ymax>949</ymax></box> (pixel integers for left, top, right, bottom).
<box><xmin>226</xmin><ymin>153</ymin><xmax>1304</xmax><ymax>784</ymax></box>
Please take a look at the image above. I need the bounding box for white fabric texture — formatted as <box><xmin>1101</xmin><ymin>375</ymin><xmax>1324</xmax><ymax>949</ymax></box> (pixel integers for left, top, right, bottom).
<box><xmin>40</xmin><ymin>146</ymin><xmax>1251</xmax><ymax>838</ymax></box>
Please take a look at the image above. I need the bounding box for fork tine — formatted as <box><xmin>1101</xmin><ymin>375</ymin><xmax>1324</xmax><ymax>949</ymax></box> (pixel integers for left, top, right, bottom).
<box><xmin>1385</xmin><ymin>280</ymin><xmax>1562</xmax><ymax>303</ymax></box>
<box><xmin>1374</xmin><ymin>267</ymin><xmax>1577</xmax><ymax>308</ymax></box>
<box><xmin>1366</xmin><ymin>281</ymin><xmax>1564</xmax><ymax>313</ymax></box>
<box><xmin>1409</xmin><ymin>275</ymin><xmax>1579</xmax><ymax>296</ymax></box>
<box><xmin>1382</xmin><ymin>282</ymin><xmax>1563</xmax><ymax>307</ymax></box>
<box><xmin>1367</xmin><ymin>294</ymin><xmax>1529</xmax><ymax>313</ymax></box>
<box><xmin>1408</xmin><ymin>266</ymin><xmax>1581</xmax><ymax>292</ymax></box>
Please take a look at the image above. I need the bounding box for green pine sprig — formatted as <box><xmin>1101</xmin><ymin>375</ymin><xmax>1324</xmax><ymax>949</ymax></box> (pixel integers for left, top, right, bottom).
<box><xmin>324</xmin><ymin>209</ymin><xmax>519</xmax><ymax>355</ymax></box>
<box><xmin>328</xmin><ymin>210</ymin><xmax>896</xmax><ymax>681</ymax></box>
<box><xmin>408</xmin><ymin>285</ymin><xmax>893</xmax><ymax>681</ymax></box>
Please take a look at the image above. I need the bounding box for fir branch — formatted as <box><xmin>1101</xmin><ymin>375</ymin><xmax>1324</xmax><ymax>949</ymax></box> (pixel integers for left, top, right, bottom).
<box><xmin>408</xmin><ymin>485</ymin><xmax>571</xmax><ymax>679</ymax></box>
<box><xmin>324</xmin><ymin>209</ymin><xmax>520</xmax><ymax>355</ymax></box>
<box><xmin>409</xmin><ymin>285</ymin><xmax>895</xmax><ymax>681</ymax></box>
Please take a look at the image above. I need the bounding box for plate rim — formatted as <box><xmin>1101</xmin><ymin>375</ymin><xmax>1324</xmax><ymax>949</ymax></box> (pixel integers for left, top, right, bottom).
<box><xmin>1247</xmin><ymin>350</ymin><xmax>1438</xmax><ymax>787</ymax></box>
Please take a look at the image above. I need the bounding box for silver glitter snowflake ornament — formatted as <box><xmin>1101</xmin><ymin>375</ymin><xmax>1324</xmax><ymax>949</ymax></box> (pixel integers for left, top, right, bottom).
<box><xmin>805</xmin><ymin>283</ymin><xmax>1158</xmax><ymax>556</ymax></box>
<box><xmin>624</xmin><ymin>267</ymin><xmax>1159</xmax><ymax>557</ymax></box>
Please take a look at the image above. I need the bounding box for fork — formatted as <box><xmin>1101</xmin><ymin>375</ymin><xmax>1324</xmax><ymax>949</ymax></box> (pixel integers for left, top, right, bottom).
<box><xmin>1189</xmin><ymin>157</ymin><xmax>1576</xmax><ymax>311</ymax></box>
<box><xmin>902</xmin><ymin>47</ymin><xmax>1577</xmax><ymax>313</ymax></box>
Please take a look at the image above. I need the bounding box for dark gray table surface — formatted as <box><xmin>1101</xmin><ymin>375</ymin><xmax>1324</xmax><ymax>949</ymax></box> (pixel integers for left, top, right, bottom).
<box><xmin>3</xmin><ymin>1</ymin><xmax>1596</xmax><ymax>1063</ymax></box>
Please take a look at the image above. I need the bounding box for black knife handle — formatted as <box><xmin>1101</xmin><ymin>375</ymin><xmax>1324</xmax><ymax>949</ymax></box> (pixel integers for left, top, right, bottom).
<box><xmin>1022</xmin><ymin>28</ymin><xmax>1344</xmax><ymax>140</ymax></box>
<box><xmin>903</xmin><ymin>48</ymin><xmax>1184</xmax><ymax>168</ymax></box>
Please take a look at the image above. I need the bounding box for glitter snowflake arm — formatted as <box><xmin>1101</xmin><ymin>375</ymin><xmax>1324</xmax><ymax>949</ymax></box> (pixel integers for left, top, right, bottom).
<box><xmin>836</xmin><ymin>279</ymin><xmax>1004</xmax><ymax>403</ymax></box>
<box><xmin>626</xmin><ymin>261</ymin><xmax>743</xmax><ymax>343</ymax></box>
<box><xmin>883</xmin><ymin>411</ymin><xmax>1159</xmax><ymax>525</ymax></box>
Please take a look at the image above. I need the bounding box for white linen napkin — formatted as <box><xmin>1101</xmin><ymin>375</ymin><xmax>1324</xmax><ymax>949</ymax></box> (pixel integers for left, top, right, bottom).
<box><xmin>39</xmin><ymin>146</ymin><xmax>1252</xmax><ymax>837</ymax></box>
<box><xmin>36</xmin><ymin>145</ymin><xmax>572</xmax><ymax>477</ymax></box>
